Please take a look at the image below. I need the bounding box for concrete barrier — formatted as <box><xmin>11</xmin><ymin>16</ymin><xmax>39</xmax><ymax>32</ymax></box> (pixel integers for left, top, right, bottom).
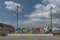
<box><xmin>8</xmin><ymin>34</ymin><xmax>53</xmax><ymax>36</ymax></box>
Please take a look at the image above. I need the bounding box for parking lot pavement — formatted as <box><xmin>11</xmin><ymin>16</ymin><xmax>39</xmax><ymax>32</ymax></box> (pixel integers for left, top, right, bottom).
<box><xmin>0</xmin><ymin>36</ymin><xmax>60</xmax><ymax>40</ymax></box>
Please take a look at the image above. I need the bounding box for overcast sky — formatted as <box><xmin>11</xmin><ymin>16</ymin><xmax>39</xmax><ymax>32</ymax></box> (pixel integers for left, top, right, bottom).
<box><xmin>0</xmin><ymin>0</ymin><xmax>60</xmax><ymax>28</ymax></box>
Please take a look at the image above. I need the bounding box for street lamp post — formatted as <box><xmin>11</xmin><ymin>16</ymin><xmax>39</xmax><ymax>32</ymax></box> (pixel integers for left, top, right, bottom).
<box><xmin>50</xmin><ymin>7</ymin><xmax>53</xmax><ymax>32</ymax></box>
<box><xmin>16</xmin><ymin>5</ymin><xmax>19</xmax><ymax>33</ymax></box>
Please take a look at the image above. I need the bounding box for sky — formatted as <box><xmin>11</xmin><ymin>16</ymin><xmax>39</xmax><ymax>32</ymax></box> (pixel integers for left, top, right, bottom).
<box><xmin>0</xmin><ymin>0</ymin><xmax>60</xmax><ymax>28</ymax></box>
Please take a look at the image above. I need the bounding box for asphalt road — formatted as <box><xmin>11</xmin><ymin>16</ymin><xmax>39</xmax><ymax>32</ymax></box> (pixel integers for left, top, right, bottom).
<box><xmin>0</xmin><ymin>36</ymin><xmax>60</xmax><ymax>40</ymax></box>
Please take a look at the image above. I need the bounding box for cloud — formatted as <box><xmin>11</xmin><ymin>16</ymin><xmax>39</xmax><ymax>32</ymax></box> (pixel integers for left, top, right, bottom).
<box><xmin>8</xmin><ymin>0</ymin><xmax>60</xmax><ymax>28</ymax></box>
<box><xmin>29</xmin><ymin>3</ymin><xmax>56</xmax><ymax>20</ymax></box>
<box><xmin>29</xmin><ymin>0</ymin><xmax>60</xmax><ymax>23</ymax></box>
<box><xmin>4</xmin><ymin>1</ymin><xmax>22</xmax><ymax>11</ymax></box>
<box><xmin>47</xmin><ymin>0</ymin><xmax>60</xmax><ymax>19</ymax></box>
<box><xmin>42</xmin><ymin>0</ymin><xmax>50</xmax><ymax>6</ymax></box>
<box><xmin>52</xmin><ymin>19</ymin><xmax>60</xmax><ymax>24</ymax></box>
<box><xmin>28</xmin><ymin>4</ymin><xmax>51</xmax><ymax>24</ymax></box>
<box><xmin>45</xmin><ymin>0</ymin><xmax>60</xmax><ymax>24</ymax></box>
<box><xmin>22</xmin><ymin>0</ymin><xmax>60</xmax><ymax>28</ymax></box>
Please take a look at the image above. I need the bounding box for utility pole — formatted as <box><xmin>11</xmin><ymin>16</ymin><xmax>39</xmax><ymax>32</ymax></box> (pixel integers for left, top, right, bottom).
<box><xmin>50</xmin><ymin>7</ymin><xmax>53</xmax><ymax>32</ymax></box>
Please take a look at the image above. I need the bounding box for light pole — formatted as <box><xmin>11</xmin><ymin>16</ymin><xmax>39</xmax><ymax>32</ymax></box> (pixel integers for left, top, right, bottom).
<box><xmin>50</xmin><ymin>7</ymin><xmax>53</xmax><ymax>32</ymax></box>
<box><xmin>16</xmin><ymin>5</ymin><xmax>19</xmax><ymax>32</ymax></box>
